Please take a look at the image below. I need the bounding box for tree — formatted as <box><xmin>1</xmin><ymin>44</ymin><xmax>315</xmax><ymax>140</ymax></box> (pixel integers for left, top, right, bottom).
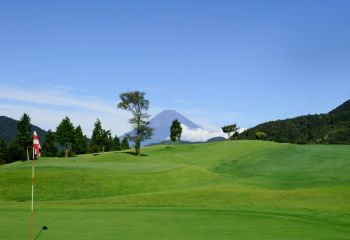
<box><xmin>121</xmin><ymin>136</ymin><xmax>130</xmax><ymax>150</ymax></box>
<box><xmin>42</xmin><ymin>130</ymin><xmax>58</xmax><ymax>157</ymax></box>
<box><xmin>56</xmin><ymin>116</ymin><xmax>75</xmax><ymax>158</ymax></box>
<box><xmin>117</xmin><ymin>91</ymin><xmax>153</xmax><ymax>156</ymax></box>
<box><xmin>5</xmin><ymin>141</ymin><xmax>22</xmax><ymax>163</ymax></box>
<box><xmin>255</xmin><ymin>131</ymin><xmax>267</xmax><ymax>140</ymax></box>
<box><xmin>170</xmin><ymin>119</ymin><xmax>182</xmax><ymax>142</ymax></box>
<box><xmin>112</xmin><ymin>135</ymin><xmax>121</xmax><ymax>151</ymax></box>
<box><xmin>90</xmin><ymin>119</ymin><xmax>111</xmax><ymax>153</ymax></box>
<box><xmin>102</xmin><ymin>129</ymin><xmax>113</xmax><ymax>152</ymax></box>
<box><xmin>222</xmin><ymin>124</ymin><xmax>238</xmax><ymax>140</ymax></box>
<box><xmin>16</xmin><ymin>113</ymin><xmax>32</xmax><ymax>160</ymax></box>
<box><xmin>0</xmin><ymin>140</ymin><xmax>7</xmax><ymax>163</ymax></box>
<box><xmin>72</xmin><ymin>125</ymin><xmax>88</xmax><ymax>154</ymax></box>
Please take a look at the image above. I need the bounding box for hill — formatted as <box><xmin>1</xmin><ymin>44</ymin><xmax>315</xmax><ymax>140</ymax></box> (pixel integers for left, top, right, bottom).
<box><xmin>240</xmin><ymin>99</ymin><xmax>350</xmax><ymax>144</ymax></box>
<box><xmin>0</xmin><ymin>116</ymin><xmax>47</xmax><ymax>144</ymax></box>
<box><xmin>0</xmin><ymin>141</ymin><xmax>349</xmax><ymax>239</ymax></box>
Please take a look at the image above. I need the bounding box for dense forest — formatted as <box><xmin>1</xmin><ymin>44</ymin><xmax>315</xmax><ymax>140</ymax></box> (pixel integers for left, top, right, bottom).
<box><xmin>239</xmin><ymin>99</ymin><xmax>350</xmax><ymax>144</ymax></box>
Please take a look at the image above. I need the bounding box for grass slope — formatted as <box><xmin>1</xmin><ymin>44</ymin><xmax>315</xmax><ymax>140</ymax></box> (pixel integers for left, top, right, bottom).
<box><xmin>0</xmin><ymin>140</ymin><xmax>349</xmax><ymax>239</ymax></box>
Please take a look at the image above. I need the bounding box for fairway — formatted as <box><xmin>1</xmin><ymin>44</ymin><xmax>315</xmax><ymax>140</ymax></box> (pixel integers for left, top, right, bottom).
<box><xmin>1</xmin><ymin>141</ymin><xmax>350</xmax><ymax>239</ymax></box>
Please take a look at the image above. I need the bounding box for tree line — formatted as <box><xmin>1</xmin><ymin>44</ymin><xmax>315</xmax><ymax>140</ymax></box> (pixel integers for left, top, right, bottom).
<box><xmin>0</xmin><ymin>114</ymin><xmax>130</xmax><ymax>163</ymax></box>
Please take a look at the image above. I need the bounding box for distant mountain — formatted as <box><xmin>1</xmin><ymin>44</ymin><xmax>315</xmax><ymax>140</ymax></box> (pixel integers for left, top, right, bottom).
<box><xmin>240</xmin><ymin>99</ymin><xmax>350</xmax><ymax>144</ymax></box>
<box><xmin>0</xmin><ymin>116</ymin><xmax>47</xmax><ymax>144</ymax></box>
<box><xmin>206</xmin><ymin>136</ymin><xmax>226</xmax><ymax>143</ymax></box>
<box><xmin>125</xmin><ymin>110</ymin><xmax>201</xmax><ymax>146</ymax></box>
<box><xmin>329</xmin><ymin>99</ymin><xmax>350</xmax><ymax>115</ymax></box>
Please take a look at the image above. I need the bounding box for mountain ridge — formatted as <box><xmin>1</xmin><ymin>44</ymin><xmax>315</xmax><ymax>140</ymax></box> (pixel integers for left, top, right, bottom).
<box><xmin>240</xmin><ymin>99</ymin><xmax>350</xmax><ymax>144</ymax></box>
<box><xmin>0</xmin><ymin>116</ymin><xmax>47</xmax><ymax>144</ymax></box>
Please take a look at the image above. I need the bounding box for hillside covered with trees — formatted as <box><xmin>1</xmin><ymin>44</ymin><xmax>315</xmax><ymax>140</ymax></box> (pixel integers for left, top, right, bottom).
<box><xmin>239</xmin><ymin>99</ymin><xmax>350</xmax><ymax>144</ymax></box>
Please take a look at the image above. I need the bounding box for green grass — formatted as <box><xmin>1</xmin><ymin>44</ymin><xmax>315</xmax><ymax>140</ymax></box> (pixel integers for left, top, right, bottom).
<box><xmin>0</xmin><ymin>140</ymin><xmax>349</xmax><ymax>239</ymax></box>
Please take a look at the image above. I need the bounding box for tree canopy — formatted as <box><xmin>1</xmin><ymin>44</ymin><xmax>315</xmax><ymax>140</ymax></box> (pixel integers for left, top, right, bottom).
<box><xmin>170</xmin><ymin>119</ymin><xmax>182</xmax><ymax>142</ymax></box>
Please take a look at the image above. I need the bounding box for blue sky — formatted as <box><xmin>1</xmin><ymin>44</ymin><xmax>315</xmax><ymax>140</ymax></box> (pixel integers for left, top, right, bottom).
<box><xmin>0</xmin><ymin>0</ymin><xmax>350</xmax><ymax>138</ymax></box>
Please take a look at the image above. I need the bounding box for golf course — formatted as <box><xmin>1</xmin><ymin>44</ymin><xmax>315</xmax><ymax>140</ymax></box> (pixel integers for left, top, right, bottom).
<box><xmin>0</xmin><ymin>140</ymin><xmax>349</xmax><ymax>239</ymax></box>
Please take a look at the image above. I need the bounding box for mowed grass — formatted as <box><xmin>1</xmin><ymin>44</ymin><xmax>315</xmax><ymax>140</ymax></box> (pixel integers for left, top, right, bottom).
<box><xmin>0</xmin><ymin>140</ymin><xmax>350</xmax><ymax>239</ymax></box>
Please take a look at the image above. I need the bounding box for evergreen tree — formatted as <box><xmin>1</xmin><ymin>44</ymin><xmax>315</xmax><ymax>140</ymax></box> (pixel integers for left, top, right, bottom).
<box><xmin>90</xmin><ymin>119</ymin><xmax>104</xmax><ymax>153</ymax></box>
<box><xmin>16</xmin><ymin>113</ymin><xmax>32</xmax><ymax>160</ymax></box>
<box><xmin>72</xmin><ymin>125</ymin><xmax>88</xmax><ymax>154</ymax></box>
<box><xmin>42</xmin><ymin>130</ymin><xmax>58</xmax><ymax>157</ymax></box>
<box><xmin>121</xmin><ymin>137</ymin><xmax>130</xmax><ymax>150</ymax></box>
<box><xmin>56</xmin><ymin>116</ymin><xmax>75</xmax><ymax>158</ymax></box>
<box><xmin>170</xmin><ymin>119</ymin><xmax>182</xmax><ymax>142</ymax></box>
<box><xmin>0</xmin><ymin>140</ymin><xmax>7</xmax><ymax>163</ymax></box>
<box><xmin>112</xmin><ymin>135</ymin><xmax>121</xmax><ymax>150</ymax></box>
<box><xmin>5</xmin><ymin>140</ymin><xmax>22</xmax><ymax>163</ymax></box>
<box><xmin>102</xmin><ymin>129</ymin><xmax>113</xmax><ymax>152</ymax></box>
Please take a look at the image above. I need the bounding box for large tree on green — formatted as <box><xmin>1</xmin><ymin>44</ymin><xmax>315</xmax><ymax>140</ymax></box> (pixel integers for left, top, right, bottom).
<box><xmin>117</xmin><ymin>91</ymin><xmax>153</xmax><ymax>156</ymax></box>
<box><xmin>56</xmin><ymin>116</ymin><xmax>75</xmax><ymax>158</ymax></box>
<box><xmin>16</xmin><ymin>113</ymin><xmax>32</xmax><ymax>160</ymax></box>
<box><xmin>72</xmin><ymin>125</ymin><xmax>88</xmax><ymax>154</ymax></box>
<box><xmin>42</xmin><ymin>130</ymin><xmax>58</xmax><ymax>157</ymax></box>
<box><xmin>170</xmin><ymin>119</ymin><xmax>182</xmax><ymax>142</ymax></box>
<box><xmin>222</xmin><ymin>124</ymin><xmax>238</xmax><ymax>140</ymax></box>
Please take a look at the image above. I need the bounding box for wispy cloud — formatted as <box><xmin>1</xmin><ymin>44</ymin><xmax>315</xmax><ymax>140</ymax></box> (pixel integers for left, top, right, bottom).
<box><xmin>0</xmin><ymin>86</ymin><xmax>131</xmax><ymax>137</ymax></box>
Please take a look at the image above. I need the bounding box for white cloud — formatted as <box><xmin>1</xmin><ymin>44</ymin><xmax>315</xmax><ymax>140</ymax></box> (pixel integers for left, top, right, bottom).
<box><xmin>180</xmin><ymin>124</ymin><xmax>247</xmax><ymax>142</ymax></box>
<box><xmin>181</xmin><ymin>124</ymin><xmax>226</xmax><ymax>142</ymax></box>
<box><xmin>0</xmin><ymin>86</ymin><xmax>131</xmax><ymax>137</ymax></box>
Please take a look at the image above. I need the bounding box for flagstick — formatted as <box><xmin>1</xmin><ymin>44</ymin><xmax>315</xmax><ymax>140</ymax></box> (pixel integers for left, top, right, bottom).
<box><xmin>30</xmin><ymin>148</ymin><xmax>35</xmax><ymax>240</ymax></box>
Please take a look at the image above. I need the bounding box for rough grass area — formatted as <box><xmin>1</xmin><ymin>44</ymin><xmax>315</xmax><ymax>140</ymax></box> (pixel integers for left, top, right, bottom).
<box><xmin>0</xmin><ymin>141</ymin><xmax>349</xmax><ymax>239</ymax></box>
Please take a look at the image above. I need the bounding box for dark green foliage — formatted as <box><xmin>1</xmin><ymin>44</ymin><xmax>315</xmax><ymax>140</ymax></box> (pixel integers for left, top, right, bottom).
<box><xmin>121</xmin><ymin>137</ymin><xmax>130</xmax><ymax>150</ymax></box>
<box><xmin>16</xmin><ymin>113</ymin><xmax>32</xmax><ymax>161</ymax></box>
<box><xmin>221</xmin><ymin>124</ymin><xmax>238</xmax><ymax>140</ymax></box>
<box><xmin>5</xmin><ymin>140</ymin><xmax>23</xmax><ymax>163</ymax></box>
<box><xmin>90</xmin><ymin>119</ymin><xmax>112</xmax><ymax>153</ymax></box>
<box><xmin>329</xmin><ymin>99</ymin><xmax>350</xmax><ymax>115</ymax></box>
<box><xmin>90</xmin><ymin>119</ymin><xmax>104</xmax><ymax>153</ymax></box>
<box><xmin>170</xmin><ymin>119</ymin><xmax>182</xmax><ymax>142</ymax></box>
<box><xmin>72</xmin><ymin>125</ymin><xmax>88</xmax><ymax>154</ymax></box>
<box><xmin>56</xmin><ymin>116</ymin><xmax>75</xmax><ymax>157</ymax></box>
<box><xmin>0</xmin><ymin>140</ymin><xmax>7</xmax><ymax>163</ymax></box>
<box><xmin>112</xmin><ymin>135</ymin><xmax>121</xmax><ymax>151</ymax></box>
<box><xmin>117</xmin><ymin>91</ymin><xmax>153</xmax><ymax>156</ymax></box>
<box><xmin>42</xmin><ymin>130</ymin><xmax>58</xmax><ymax>157</ymax></box>
<box><xmin>240</xmin><ymin>112</ymin><xmax>350</xmax><ymax>144</ymax></box>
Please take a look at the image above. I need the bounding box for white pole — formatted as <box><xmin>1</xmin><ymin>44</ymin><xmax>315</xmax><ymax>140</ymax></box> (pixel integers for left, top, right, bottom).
<box><xmin>32</xmin><ymin>148</ymin><xmax>34</xmax><ymax>212</ymax></box>
<box><xmin>30</xmin><ymin>147</ymin><xmax>35</xmax><ymax>240</ymax></box>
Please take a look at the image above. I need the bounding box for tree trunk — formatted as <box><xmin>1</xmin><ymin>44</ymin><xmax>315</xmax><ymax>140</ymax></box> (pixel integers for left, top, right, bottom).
<box><xmin>135</xmin><ymin>140</ymin><xmax>140</xmax><ymax>156</ymax></box>
<box><xmin>27</xmin><ymin>147</ymin><xmax>30</xmax><ymax>161</ymax></box>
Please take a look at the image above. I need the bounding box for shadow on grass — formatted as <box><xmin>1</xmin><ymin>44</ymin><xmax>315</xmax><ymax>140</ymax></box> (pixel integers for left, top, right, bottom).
<box><xmin>120</xmin><ymin>151</ymin><xmax>148</xmax><ymax>157</ymax></box>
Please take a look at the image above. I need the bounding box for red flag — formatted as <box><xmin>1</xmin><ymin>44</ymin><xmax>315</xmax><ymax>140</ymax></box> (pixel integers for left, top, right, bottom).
<box><xmin>33</xmin><ymin>131</ymin><xmax>41</xmax><ymax>158</ymax></box>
